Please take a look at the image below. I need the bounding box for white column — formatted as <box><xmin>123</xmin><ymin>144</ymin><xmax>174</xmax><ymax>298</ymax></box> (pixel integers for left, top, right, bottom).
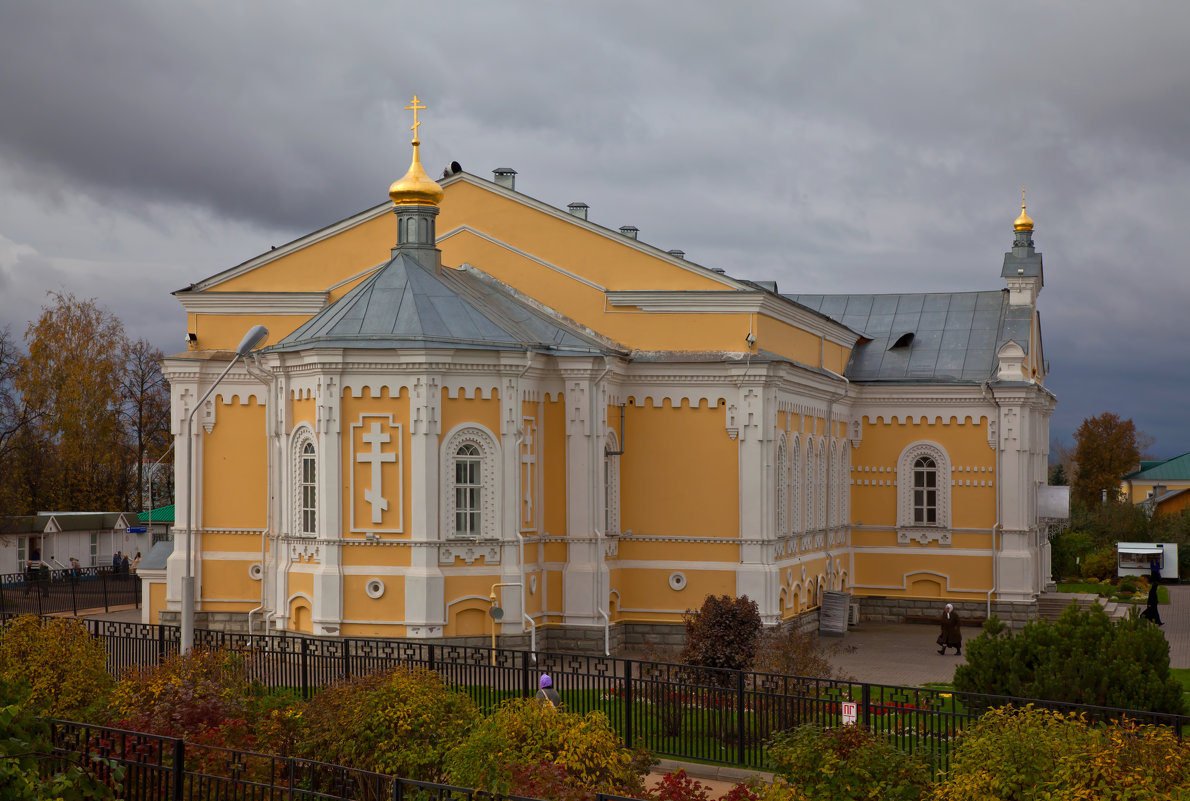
<box><xmin>405</xmin><ymin>374</ymin><xmax>444</xmax><ymax>637</ymax></box>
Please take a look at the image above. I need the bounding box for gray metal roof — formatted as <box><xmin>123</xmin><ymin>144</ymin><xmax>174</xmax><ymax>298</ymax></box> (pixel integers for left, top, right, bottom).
<box><xmin>787</xmin><ymin>290</ymin><xmax>1032</xmax><ymax>383</ymax></box>
<box><xmin>137</xmin><ymin>539</ymin><xmax>173</xmax><ymax>571</ymax></box>
<box><xmin>269</xmin><ymin>251</ymin><xmax>609</xmax><ymax>355</ymax></box>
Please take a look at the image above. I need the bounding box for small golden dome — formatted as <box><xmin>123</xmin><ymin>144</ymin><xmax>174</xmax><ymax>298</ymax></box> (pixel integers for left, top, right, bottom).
<box><xmin>388</xmin><ymin>141</ymin><xmax>444</xmax><ymax>207</ymax></box>
<box><xmin>1013</xmin><ymin>187</ymin><xmax>1033</xmax><ymax>231</ymax></box>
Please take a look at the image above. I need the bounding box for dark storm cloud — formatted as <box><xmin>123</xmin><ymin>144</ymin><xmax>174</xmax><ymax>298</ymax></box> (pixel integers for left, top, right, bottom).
<box><xmin>1</xmin><ymin>1</ymin><xmax>1189</xmax><ymax>453</ymax></box>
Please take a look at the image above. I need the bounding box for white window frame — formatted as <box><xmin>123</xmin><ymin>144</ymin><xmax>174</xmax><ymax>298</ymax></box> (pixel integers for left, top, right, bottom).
<box><xmin>775</xmin><ymin>434</ymin><xmax>788</xmax><ymax>537</ymax></box>
<box><xmin>291</xmin><ymin>425</ymin><xmax>318</xmax><ymax>538</ymax></box>
<box><xmin>897</xmin><ymin>440</ymin><xmax>952</xmax><ymax>544</ymax></box>
<box><xmin>440</xmin><ymin>424</ymin><xmax>500</xmax><ymax>540</ymax></box>
<box><xmin>791</xmin><ymin>434</ymin><xmax>802</xmax><ymax>534</ymax></box>
<box><xmin>604</xmin><ymin>430</ymin><xmax>621</xmax><ymax>536</ymax></box>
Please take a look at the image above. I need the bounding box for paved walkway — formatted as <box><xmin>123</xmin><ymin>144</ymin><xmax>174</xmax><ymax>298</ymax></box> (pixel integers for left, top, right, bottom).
<box><xmin>827</xmin><ymin>585</ymin><xmax>1190</xmax><ymax>686</ymax></box>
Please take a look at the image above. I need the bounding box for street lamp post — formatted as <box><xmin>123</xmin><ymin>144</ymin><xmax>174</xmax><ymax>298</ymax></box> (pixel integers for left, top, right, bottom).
<box><xmin>181</xmin><ymin>324</ymin><xmax>268</xmax><ymax>653</ymax></box>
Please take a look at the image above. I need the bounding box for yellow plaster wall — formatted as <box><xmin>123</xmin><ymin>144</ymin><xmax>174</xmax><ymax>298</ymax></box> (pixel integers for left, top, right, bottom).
<box><xmin>853</xmin><ymin>552</ymin><xmax>993</xmax><ymax>600</ymax></box>
<box><xmin>543</xmin><ymin>396</ymin><xmax>567</xmax><ymax>536</ymax></box>
<box><xmin>850</xmin><ymin>417</ymin><xmax>995</xmax><ymax>529</ymax></box>
<box><xmin>187</xmin><ymin>314</ymin><xmax>316</xmax><ymax>353</ymax></box>
<box><xmin>291</xmin><ymin>396</ymin><xmax>316</xmax><ymax>428</ymax></box>
<box><xmin>620</xmin><ymin>399</ymin><xmax>738</xmax><ymax>538</ymax></box>
<box><xmin>202</xmin><ymin>396</ymin><xmax>267</xmax><ymax>528</ymax></box>
<box><xmin>440</xmin><ymin>390</ymin><xmax>501</xmax><ymax>444</ymax></box>
<box><xmin>340</xmin><ymin>387</ymin><xmax>410</xmax><ymax>537</ymax></box>
<box><xmin>148</xmin><ymin>581</ymin><xmax>167</xmax><ymax>623</ymax></box>
<box><xmin>215</xmin><ymin>212</ymin><xmax>398</xmax><ymax>292</ymax></box>
<box><xmin>343</xmin><ymin>574</ymin><xmax>405</xmax><ymax>622</ymax></box>
<box><xmin>611</xmin><ymin>568</ymin><xmax>735</xmax><ymax>622</ymax></box>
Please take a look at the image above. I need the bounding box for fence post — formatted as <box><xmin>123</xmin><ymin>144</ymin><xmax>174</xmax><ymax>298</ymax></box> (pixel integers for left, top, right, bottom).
<box><xmin>623</xmin><ymin>659</ymin><xmax>634</xmax><ymax>749</ymax></box>
<box><xmin>736</xmin><ymin>669</ymin><xmax>746</xmax><ymax>766</ymax></box>
<box><xmin>158</xmin><ymin>624</ymin><xmax>166</xmax><ymax>666</ymax></box>
<box><xmin>102</xmin><ymin>570</ymin><xmax>109</xmax><ymax>612</ymax></box>
<box><xmin>861</xmin><ymin>683</ymin><xmax>872</xmax><ymax>732</ymax></box>
<box><xmin>172</xmin><ymin>737</ymin><xmax>185</xmax><ymax>801</ymax></box>
<box><xmin>427</xmin><ymin>643</ymin><xmax>435</xmax><ymax>675</ymax></box>
<box><xmin>71</xmin><ymin>574</ymin><xmax>78</xmax><ymax>616</ymax></box>
<box><xmin>301</xmin><ymin>637</ymin><xmax>310</xmax><ymax>699</ymax></box>
<box><xmin>343</xmin><ymin>637</ymin><xmax>351</xmax><ymax>681</ymax></box>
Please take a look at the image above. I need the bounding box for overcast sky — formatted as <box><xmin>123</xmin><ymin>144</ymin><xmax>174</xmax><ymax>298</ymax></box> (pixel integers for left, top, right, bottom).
<box><xmin>1</xmin><ymin>2</ymin><xmax>1188</xmax><ymax>456</ymax></box>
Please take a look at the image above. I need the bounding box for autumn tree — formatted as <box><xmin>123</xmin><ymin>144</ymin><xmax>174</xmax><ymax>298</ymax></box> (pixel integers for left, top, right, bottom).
<box><xmin>0</xmin><ymin>327</ymin><xmax>39</xmax><ymax>510</ymax></box>
<box><xmin>16</xmin><ymin>292</ymin><xmax>129</xmax><ymax>511</ymax></box>
<box><xmin>1071</xmin><ymin>412</ymin><xmax>1142</xmax><ymax>509</ymax></box>
<box><xmin>120</xmin><ymin>338</ymin><xmax>171</xmax><ymax>511</ymax></box>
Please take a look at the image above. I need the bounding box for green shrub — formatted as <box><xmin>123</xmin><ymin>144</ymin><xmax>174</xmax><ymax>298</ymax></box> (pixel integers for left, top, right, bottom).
<box><xmin>1080</xmin><ymin>546</ymin><xmax>1118</xmax><ymax>581</ymax></box>
<box><xmin>766</xmin><ymin>724</ymin><xmax>932</xmax><ymax>801</ymax></box>
<box><xmin>953</xmin><ymin>606</ymin><xmax>1185</xmax><ymax>714</ymax></box>
<box><xmin>298</xmin><ymin>666</ymin><xmax>475</xmax><ymax>781</ymax></box>
<box><xmin>933</xmin><ymin>705</ymin><xmax>1190</xmax><ymax>800</ymax></box>
<box><xmin>0</xmin><ymin>615</ymin><xmax>112</xmax><ymax>719</ymax></box>
<box><xmin>681</xmin><ymin>594</ymin><xmax>762</xmax><ymax>677</ymax></box>
<box><xmin>445</xmin><ymin>698</ymin><xmax>649</xmax><ymax>798</ymax></box>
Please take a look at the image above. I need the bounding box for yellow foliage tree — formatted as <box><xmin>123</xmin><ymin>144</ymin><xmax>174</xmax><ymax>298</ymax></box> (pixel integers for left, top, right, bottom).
<box><xmin>0</xmin><ymin>615</ymin><xmax>112</xmax><ymax>719</ymax></box>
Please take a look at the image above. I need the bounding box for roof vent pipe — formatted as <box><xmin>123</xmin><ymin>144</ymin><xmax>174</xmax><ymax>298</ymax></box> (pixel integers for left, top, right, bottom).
<box><xmin>710</xmin><ymin>267</ymin><xmax>727</xmax><ymax>274</ymax></box>
<box><xmin>619</xmin><ymin>226</ymin><xmax>639</xmax><ymax>239</ymax></box>
<box><xmin>567</xmin><ymin>202</ymin><xmax>589</xmax><ymax>220</ymax></box>
<box><xmin>492</xmin><ymin>168</ymin><xmax>517</xmax><ymax>190</ymax></box>
<box><xmin>667</xmin><ymin>249</ymin><xmax>686</xmax><ymax>259</ymax></box>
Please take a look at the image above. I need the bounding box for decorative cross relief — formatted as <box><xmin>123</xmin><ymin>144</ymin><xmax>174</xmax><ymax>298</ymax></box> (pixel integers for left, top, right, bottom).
<box><xmin>358</xmin><ymin>423</ymin><xmax>396</xmax><ymax>523</ymax></box>
<box><xmin>741</xmin><ymin>388</ymin><xmax>760</xmax><ymax>441</ymax></box>
<box><xmin>897</xmin><ymin>528</ymin><xmax>953</xmax><ymax>546</ymax></box>
<box><xmin>1000</xmin><ymin>409</ymin><xmax>1018</xmax><ymax>449</ymax></box>
<box><xmin>725</xmin><ymin>403</ymin><xmax>739</xmax><ymax>440</ymax></box>
<box><xmin>200</xmin><ymin>397</ymin><xmax>217</xmax><ymax>434</ymax></box>
<box><xmin>566</xmin><ymin>381</ymin><xmax>587</xmax><ymax>435</ymax></box>
<box><xmin>316</xmin><ymin>377</ymin><xmax>338</xmax><ymax>435</ymax></box>
<box><xmin>350</xmin><ymin>414</ymin><xmax>403</xmax><ymax>533</ymax></box>
<box><xmin>411</xmin><ymin>377</ymin><xmax>441</xmax><ymax>435</ymax></box>
<box><xmin>849</xmin><ymin>416</ymin><xmax>863</xmax><ymax>448</ymax></box>
<box><xmin>986</xmin><ymin>416</ymin><xmax>998</xmax><ymax>450</ymax></box>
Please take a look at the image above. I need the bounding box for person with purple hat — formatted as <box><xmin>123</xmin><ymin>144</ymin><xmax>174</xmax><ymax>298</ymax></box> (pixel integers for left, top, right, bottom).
<box><xmin>536</xmin><ymin>673</ymin><xmax>562</xmax><ymax>707</ymax></box>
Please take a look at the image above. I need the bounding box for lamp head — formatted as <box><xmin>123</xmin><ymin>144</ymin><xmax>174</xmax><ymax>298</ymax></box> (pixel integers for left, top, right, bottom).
<box><xmin>235</xmin><ymin>325</ymin><xmax>269</xmax><ymax>356</ymax></box>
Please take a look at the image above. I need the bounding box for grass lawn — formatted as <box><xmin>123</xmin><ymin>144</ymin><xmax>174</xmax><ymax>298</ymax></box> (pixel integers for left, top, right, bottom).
<box><xmin>1171</xmin><ymin>668</ymin><xmax>1190</xmax><ymax>700</ymax></box>
<box><xmin>1057</xmin><ymin>582</ymin><xmax>1169</xmax><ymax>604</ymax></box>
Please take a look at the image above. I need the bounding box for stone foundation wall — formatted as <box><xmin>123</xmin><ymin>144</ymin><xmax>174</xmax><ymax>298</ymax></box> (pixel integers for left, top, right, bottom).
<box><xmin>856</xmin><ymin>596</ymin><xmax>1037</xmax><ymax>631</ymax></box>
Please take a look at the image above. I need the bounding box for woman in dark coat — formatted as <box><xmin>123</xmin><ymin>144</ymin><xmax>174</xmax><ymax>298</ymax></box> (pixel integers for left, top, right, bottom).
<box><xmin>938</xmin><ymin>603</ymin><xmax>962</xmax><ymax>655</ymax></box>
<box><xmin>1141</xmin><ymin>582</ymin><xmax>1163</xmax><ymax>626</ymax></box>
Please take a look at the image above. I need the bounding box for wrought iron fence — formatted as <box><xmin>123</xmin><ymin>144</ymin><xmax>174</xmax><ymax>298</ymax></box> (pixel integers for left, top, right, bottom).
<box><xmin>0</xmin><ymin>565</ymin><xmax>140</xmax><ymax>617</ymax></box>
<box><xmin>47</xmin><ymin>718</ymin><xmax>570</xmax><ymax>801</ymax></box>
<box><xmin>6</xmin><ymin>615</ymin><xmax>1186</xmax><ymax>773</ymax></box>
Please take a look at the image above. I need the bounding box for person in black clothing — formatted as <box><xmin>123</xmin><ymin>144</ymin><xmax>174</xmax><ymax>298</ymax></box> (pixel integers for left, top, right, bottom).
<box><xmin>1142</xmin><ymin>581</ymin><xmax>1163</xmax><ymax>626</ymax></box>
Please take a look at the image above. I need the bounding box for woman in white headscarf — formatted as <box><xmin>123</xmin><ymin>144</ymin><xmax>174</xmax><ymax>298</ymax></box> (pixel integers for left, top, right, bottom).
<box><xmin>938</xmin><ymin>603</ymin><xmax>962</xmax><ymax>655</ymax></box>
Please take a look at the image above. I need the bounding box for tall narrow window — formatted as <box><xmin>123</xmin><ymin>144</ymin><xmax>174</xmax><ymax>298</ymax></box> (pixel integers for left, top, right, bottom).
<box><xmin>775</xmin><ymin>436</ymin><xmax>788</xmax><ymax>536</ymax></box>
<box><xmin>300</xmin><ymin>442</ymin><xmax>317</xmax><ymax>535</ymax></box>
<box><xmin>455</xmin><ymin>443</ymin><xmax>482</xmax><ymax>537</ymax></box>
<box><xmin>913</xmin><ymin>456</ymin><xmax>937</xmax><ymax>525</ymax></box>
<box><xmin>604</xmin><ymin>431</ymin><xmax>621</xmax><ymax>536</ymax></box>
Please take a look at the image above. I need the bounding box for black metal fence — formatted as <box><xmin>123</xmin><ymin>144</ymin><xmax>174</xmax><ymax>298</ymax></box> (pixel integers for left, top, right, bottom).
<box><xmin>47</xmin><ymin>718</ymin><xmax>601</xmax><ymax>801</ymax></box>
<box><xmin>8</xmin><ymin>615</ymin><xmax>1185</xmax><ymax>773</ymax></box>
<box><xmin>0</xmin><ymin>566</ymin><xmax>141</xmax><ymax>617</ymax></box>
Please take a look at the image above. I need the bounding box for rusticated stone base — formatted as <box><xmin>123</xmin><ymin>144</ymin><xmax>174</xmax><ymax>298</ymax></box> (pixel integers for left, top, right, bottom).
<box><xmin>854</xmin><ymin>596</ymin><xmax>1037</xmax><ymax>631</ymax></box>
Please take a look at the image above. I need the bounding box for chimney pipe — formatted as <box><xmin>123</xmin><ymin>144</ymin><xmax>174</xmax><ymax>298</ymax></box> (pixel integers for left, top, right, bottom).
<box><xmin>667</xmin><ymin>249</ymin><xmax>685</xmax><ymax>259</ymax></box>
<box><xmin>567</xmin><ymin>202</ymin><xmax>589</xmax><ymax>220</ymax></box>
<box><xmin>492</xmin><ymin>168</ymin><xmax>517</xmax><ymax>190</ymax></box>
<box><xmin>619</xmin><ymin>226</ymin><xmax>639</xmax><ymax>239</ymax></box>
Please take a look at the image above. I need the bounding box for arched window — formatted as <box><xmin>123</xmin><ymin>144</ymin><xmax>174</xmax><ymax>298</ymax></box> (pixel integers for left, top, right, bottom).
<box><xmin>300</xmin><ymin>442</ymin><xmax>317</xmax><ymax>535</ymax></box>
<box><xmin>897</xmin><ymin>441</ymin><xmax>952</xmax><ymax>541</ymax></box>
<box><xmin>912</xmin><ymin>455</ymin><xmax>937</xmax><ymax>525</ymax></box>
<box><xmin>775</xmin><ymin>435</ymin><xmax>788</xmax><ymax>536</ymax></box>
<box><xmin>791</xmin><ymin>435</ymin><xmax>802</xmax><ymax>534</ymax></box>
<box><xmin>455</xmin><ymin>443</ymin><xmax>482</xmax><ymax>537</ymax></box>
<box><xmin>291</xmin><ymin>426</ymin><xmax>317</xmax><ymax>537</ymax></box>
<box><xmin>604</xmin><ymin>430</ymin><xmax>621</xmax><ymax>536</ymax></box>
<box><xmin>817</xmin><ymin>438</ymin><xmax>827</xmax><ymax>530</ymax></box>
<box><xmin>804</xmin><ymin>442</ymin><xmax>815</xmax><ymax>532</ymax></box>
<box><xmin>441</xmin><ymin>425</ymin><xmax>500</xmax><ymax>540</ymax></box>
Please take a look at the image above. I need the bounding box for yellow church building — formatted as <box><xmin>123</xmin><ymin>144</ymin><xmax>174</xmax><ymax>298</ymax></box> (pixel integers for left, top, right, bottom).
<box><xmin>149</xmin><ymin>99</ymin><xmax>1058</xmax><ymax>646</ymax></box>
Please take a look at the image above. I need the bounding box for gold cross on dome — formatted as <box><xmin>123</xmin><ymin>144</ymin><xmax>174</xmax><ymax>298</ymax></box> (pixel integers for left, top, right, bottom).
<box><xmin>406</xmin><ymin>95</ymin><xmax>426</xmax><ymax>141</ymax></box>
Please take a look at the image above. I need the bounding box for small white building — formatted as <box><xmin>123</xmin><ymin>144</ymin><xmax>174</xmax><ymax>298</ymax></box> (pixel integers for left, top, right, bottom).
<box><xmin>1116</xmin><ymin>542</ymin><xmax>1178</xmax><ymax>580</ymax></box>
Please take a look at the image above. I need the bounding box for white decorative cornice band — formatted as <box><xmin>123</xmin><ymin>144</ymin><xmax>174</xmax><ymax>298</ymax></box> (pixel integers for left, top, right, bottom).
<box><xmin>177</xmin><ymin>292</ymin><xmax>329</xmax><ymax>315</ymax></box>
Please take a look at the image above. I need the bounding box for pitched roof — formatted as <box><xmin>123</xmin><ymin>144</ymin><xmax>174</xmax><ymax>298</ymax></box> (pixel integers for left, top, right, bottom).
<box><xmin>136</xmin><ymin>505</ymin><xmax>175</xmax><ymax>524</ymax></box>
<box><xmin>787</xmin><ymin>290</ymin><xmax>1032</xmax><ymax>383</ymax></box>
<box><xmin>1123</xmin><ymin>452</ymin><xmax>1190</xmax><ymax>481</ymax></box>
<box><xmin>268</xmin><ymin>250</ymin><xmax>611</xmax><ymax>356</ymax></box>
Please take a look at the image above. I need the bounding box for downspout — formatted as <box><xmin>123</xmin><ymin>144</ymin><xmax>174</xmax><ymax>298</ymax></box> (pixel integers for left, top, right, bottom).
<box><xmin>823</xmin><ymin>368</ymin><xmax>849</xmax><ymax>589</ymax></box>
<box><xmin>981</xmin><ymin>381</ymin><xmax>1001</xmax><ymax>619</ymax></box>
<box><xmin>513</xmin><ymin>350</ymin><xmax>535</xmax><ymax>661</ymax></box>
<box><xmin>592</xmin><ymin>356</ymin><xmax>613</xmax><ymax>656</ymax></box>
<box><xmin>245</xmin><ymin>353</ymin><xmax>278</xmax><ymax>638</ymax></box>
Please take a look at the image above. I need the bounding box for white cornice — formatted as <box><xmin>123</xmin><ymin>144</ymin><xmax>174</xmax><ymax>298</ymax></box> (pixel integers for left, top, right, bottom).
<box><xmin>606</xmin><ymin>291</ymin><xmax>859</xmax><ymax>347</ymax></box>
<box><xmin>176</xmin><ymin>292</ymin><xmax>329</xmax><ymax>315</ymax></box>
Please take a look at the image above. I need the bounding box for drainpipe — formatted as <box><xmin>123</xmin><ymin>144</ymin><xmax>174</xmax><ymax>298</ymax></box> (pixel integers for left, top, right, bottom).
<box><xmin>823</xmin><ymin>369</ymin><xmax>850</xmax><ymax>589</ymax></box>
<box><xmin>981</xmin><ymin>382</ymin><xmax>1001</xmax><ymax>619</ymax></box>
<box><xmin>245</xmin><ymin>353</ymin><xmax>280</xmax><ymax>638</ymax></box>
<box><xmin>592</xmin><ymin>357</ymin><xmax>613</xmax><ymax>656</ymax></box>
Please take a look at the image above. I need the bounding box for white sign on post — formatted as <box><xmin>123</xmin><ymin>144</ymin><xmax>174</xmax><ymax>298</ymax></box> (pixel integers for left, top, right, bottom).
<box><xmin>841</xmin><ymin>701</ymin><xmax>858</xmax><ymax>725</ymax></box>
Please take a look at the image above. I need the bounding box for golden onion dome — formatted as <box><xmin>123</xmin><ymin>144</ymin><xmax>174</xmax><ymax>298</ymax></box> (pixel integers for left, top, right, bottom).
<box><xmin>389</xmin><ymin>140</ymin><xmax>444</xmax><ymax>207</ymax></box>
<box><xmin>1013</xmin><ymin>187</ymin><xmax>1034</xmax><ymax>231</ymax></box>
